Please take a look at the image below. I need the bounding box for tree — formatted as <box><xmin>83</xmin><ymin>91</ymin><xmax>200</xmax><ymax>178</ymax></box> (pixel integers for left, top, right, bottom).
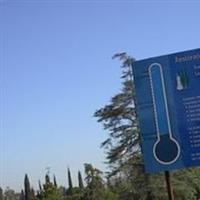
<box><xmin>84</xmin><ymin>163</ymin><xmax>103</xmax><ymax>200</ymax></box>
<box><xmin>67</xmin><ymin>168</ymin><xmax>73</xmax><ymax>195</ymax></box>
<box><xmin>4</xmin><ymin>187</ymin><xmax>17</xmax><ymax>200</ymax></box>
<box><xmin>37</xmin><ymin>173</ymin><xmax>63</xmax><ymax>200</ymax></box>
<box><xmin>78</xmin><ymin>171</ymin><xmax>84</xmax><ymax>189</ymax></box>
<box><xmin>62</xmin><ymin>165</ymin><xmax>118</xmax><ymax>200</ymax></box>
<box><xmin>93</xmin><ymin>54</ymin><xmax>161</xmax><ymax>199</ymax></box>
<box><xmin>94</xmin><ymin>53</ymin><xmax>139</xmax><ymax>174</ymax></box>
<box><xmin>83</xmin><ymin>163</ymin><xmax>118</xmax><ymax>200</ymax></box>
<box><xmin>24</xmin><ymin>174</ymin><xmax>31</xmax><ymax>200</ymax></box>
<box><xmin>53</xmin><ymin>175</ymin><xmax>57</xmax><ymax>188</ymax></box>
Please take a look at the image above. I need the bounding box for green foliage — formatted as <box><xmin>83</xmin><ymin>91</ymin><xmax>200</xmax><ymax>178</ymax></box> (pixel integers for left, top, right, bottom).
<box><xmin>83</xmin><ymin>163</ymin><xmax>103</xmax><ymax>200</ymax></box>
<box><xmin>172</xmin><ymin>168</ymin><xmax>200</xmax><ymax>200</ymax></box>
<box><xmin>104</xmin><ymin>189</ymin><xmax>119</xmax><ymax>200</ymax></box>
<box><xmin>65</xmin><ymin>187</ymin><xmax>83</xmax><ymax>200</ymax></box>
<box><xmin>4</xmin><ymin>187</ymin><xmax>18</xmax><ymax>200</ymax></box>
<box><xmin>37</xmin><ymin>174</ymin><xmax>63</xmax><ymax>200</ymax></box>
<box><xmin>83</xmin><ymin>163</ymin><xmax>118</xmax><ymax>200</ymax></box>
<box><xmin>3</xmin><ymin>165</ymin><xmax>200</xmax><ymax>200</ymax></box>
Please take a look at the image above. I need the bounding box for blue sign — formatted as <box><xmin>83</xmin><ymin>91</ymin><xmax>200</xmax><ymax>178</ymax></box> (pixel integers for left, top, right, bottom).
<box><xmin>132</xmin><ymin>49</ymin><xmax>200</xmax><ymax>173</ymax></box>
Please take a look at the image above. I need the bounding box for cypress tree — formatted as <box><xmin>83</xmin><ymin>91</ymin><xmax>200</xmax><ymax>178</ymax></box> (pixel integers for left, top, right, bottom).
<box><xmin>53</xmin><ymin>174</ymin><xmax>57</xmax><ymax>188</ymax></box>
<box><xmin>78</xmin><ymin>171</ymin><xmax>84</xmax><ymax>189</ymax></box>
<box><xmin>67</xmin><ymin>167</ymin><xmax>73</xmax><ymax>194</ymax></box>
<box><xmin>24</xmin><ymin>174</ymin><xmax>31</xmax><ymax>200</ymax></box>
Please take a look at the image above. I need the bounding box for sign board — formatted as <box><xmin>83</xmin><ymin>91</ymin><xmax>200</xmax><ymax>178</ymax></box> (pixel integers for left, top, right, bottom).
<box><xmin>132</xmin><ymin>48</ymin><xmax>200</xmax><ymax>173</ymax></box>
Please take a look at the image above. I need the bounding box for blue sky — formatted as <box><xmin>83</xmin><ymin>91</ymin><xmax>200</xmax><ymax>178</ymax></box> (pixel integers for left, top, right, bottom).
<box><xmin>1</xmin><ymin>0</ymin><xmax>200</xmax><ymax>192</ymax></box>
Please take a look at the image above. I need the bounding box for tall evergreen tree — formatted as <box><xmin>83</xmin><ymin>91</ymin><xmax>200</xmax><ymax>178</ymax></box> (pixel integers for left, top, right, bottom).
<box><xmin>0</xmin><ymin>187</ymin><xmax>3</xmax><ymax>200</ymax></box>
<box><xmin>67</xmin><ymin>167</ymin><xmax>73</xmax><ymax>195</ymax></box>
<box><xmin>24</xmin><ymin>174</ymin><xmax>31</xmax><ymax>200</ymax></box>
<box><xmin>78</xmin><ymin>171</ymin><xmax>84</xmax><ymax>189</ymax></box>
<box><xmin>53</xmin><ymin>175</ymin><xmax>57</xmax><ymax>188</ymax></box>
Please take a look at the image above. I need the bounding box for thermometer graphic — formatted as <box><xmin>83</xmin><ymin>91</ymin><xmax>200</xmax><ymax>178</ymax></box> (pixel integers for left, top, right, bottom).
<box><xmin>149</xmin><ymin>63</ymin><xmax>180</xmax><ymax>165</ymax></box>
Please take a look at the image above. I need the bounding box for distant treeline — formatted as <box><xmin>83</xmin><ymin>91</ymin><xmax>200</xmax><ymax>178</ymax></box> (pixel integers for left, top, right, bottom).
<box><xmin>0</xmin><ymin>163</ymin><xmax>119</xmax><ymax>200</ymax></box>
<box><xmin>1</xmin><ymin>162</ymin><xmax>200</xmax><ymax>200</ymax></box>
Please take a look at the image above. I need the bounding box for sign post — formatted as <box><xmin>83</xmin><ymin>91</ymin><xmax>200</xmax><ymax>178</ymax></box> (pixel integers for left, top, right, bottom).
<box><xmin>165</xmin><ymin>171</ymin><xmax>174</xmax><ymax>200</ymax></box>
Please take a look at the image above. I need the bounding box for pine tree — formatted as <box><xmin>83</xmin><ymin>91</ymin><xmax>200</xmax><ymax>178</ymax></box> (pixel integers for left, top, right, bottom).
<box><xmin>24</xmin><ymin>174</ymin><xmax>31</xmax><ymax>200</ymax></box>
<box><xmin>78</xmin><ymin>171</ymin><xmax>84</xmax><ymax>189</ymax></box>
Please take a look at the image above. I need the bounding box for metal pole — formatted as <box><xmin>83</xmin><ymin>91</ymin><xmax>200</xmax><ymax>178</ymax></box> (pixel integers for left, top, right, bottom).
<box><xmin>165</xmin><ymin>171</ymin><xmax>174</xmax><ymax>200</ymax></box>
